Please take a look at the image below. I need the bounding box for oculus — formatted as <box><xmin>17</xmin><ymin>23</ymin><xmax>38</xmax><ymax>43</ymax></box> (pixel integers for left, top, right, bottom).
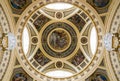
<box><xmin>55</xmin><ymin>61</ymin><xmax>63</xmax><ymax>68</ymax></box>
<box><xmin>55</xmin><ymin>12</ymin><xmax>63</xmax><ymax>19</ymax></box>
<box><xmin>81</xmin><ymin>37</ymin><xmax>88</xmax><ymax>44</ymax></box>
<box><xmin>32</xmin><ymin>37</ymin><xmax>38</xmax><ymax>44</ymax></box>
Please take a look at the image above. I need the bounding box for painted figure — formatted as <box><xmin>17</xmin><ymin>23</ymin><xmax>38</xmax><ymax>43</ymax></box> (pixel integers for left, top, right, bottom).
<box><xmin>92</xmin><ymin>74</ymin><xmax>107</xmax><ymax>81</ymax></box>
<box><xmin>72</xmin><ymin>51</ymin><xmax>85</xmax><ymax>66</ymax></box>
<box><xmin>11</xmin><ymin>0</ymin><xmax>26</xmax><ymax>9</ymax></box>
<box><xmin>13</xmin><ymin>73</ymin><xmax>27</xmax><ymax>81</ymax></box>
<box><xmin>93</xmin><ymin>0</ymin><xmax>109</xmax><ymax>7</ymax></box>
<box><xmin>50</xmin><ymin>30</ymin><xmax>68</xmax><ymax>50</ymax></box>
<box><xmin>34</xmin><ymin>49</ymin><xmax>49</xmax><ymax>66</ymax></box>
<box><xmin>34</xmin><ymin>15</ymin><xmax>50</xmax><ymax>31</ymax></box>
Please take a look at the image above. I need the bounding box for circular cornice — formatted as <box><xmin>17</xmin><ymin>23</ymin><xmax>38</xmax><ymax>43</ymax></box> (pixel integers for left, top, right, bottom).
<box><xmin>15</xmin><ymin>0</ymin><xmax>104</xmax><ymax>81</ymax></box>
<box><xmin>39</xmin><ymin>20</ymin><xmax>79</xmax><ymax>60</ymax></box>
<box><xmin>47</xmin><ymin>28</ymin><xmax>71</xmax><ymax>52</ymax></box>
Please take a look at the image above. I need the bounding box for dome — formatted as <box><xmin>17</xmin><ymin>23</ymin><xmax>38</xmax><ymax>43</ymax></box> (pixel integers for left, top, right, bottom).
<box><xmin>16</xmin><ymin>1</ymin><xmax>104</xmax><ymax>80</ymax></box>
<box><xmin>0</xmin><ymin>0</ymin><xmax>120</xmax><ymax>81</ymax></box>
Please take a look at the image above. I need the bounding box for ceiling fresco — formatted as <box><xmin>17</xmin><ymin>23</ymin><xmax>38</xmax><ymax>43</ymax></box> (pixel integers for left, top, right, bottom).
<box><xmin>0</xmin><ymin>0</ymin><xmax>119</xmax><ymax>81</ymax></box>
<box><xmin>15</xmin><ymin>0</ymin><xmax>105</xmax><ymax>80</ymax></box>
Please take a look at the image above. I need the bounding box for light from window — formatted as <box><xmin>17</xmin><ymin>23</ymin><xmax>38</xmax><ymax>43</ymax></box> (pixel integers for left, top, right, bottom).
<box><xmin>22</xmin><ymin>27</ymin><xmax>29</xmax><ymax>55</ymax></box>
<box><xmin>45</xmin><ymin>3</ymin><xmax>73</xmax><ymax>10</ymax></box>
<box><xmin>45</xmin><ymin>70</ymin><xmax>73</xmax><ymax>78</ymax></box>
<box><xmin>90</xmin><ymin>27</ymin><xmax>97</xmax><ymax>55</ymax></box>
